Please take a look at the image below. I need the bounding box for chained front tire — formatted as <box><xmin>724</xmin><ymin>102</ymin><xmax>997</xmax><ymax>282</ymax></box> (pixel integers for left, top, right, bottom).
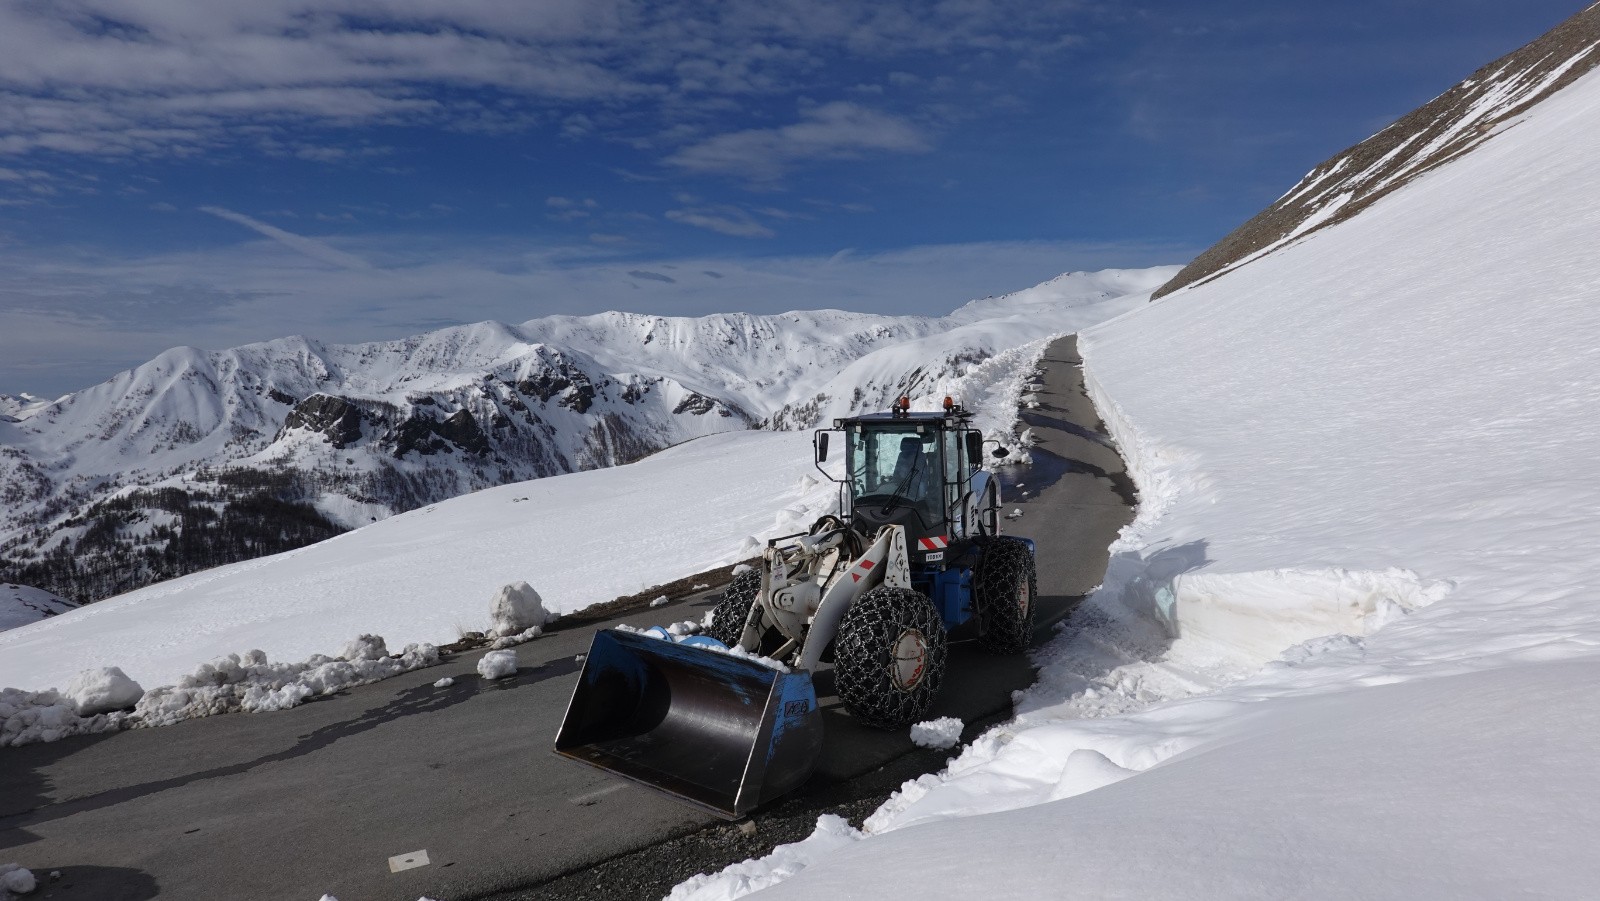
<box><xmin>705</xmin><ymin>568</ymin><xmax>761</xmax><ymax>646</ymax></box>
<box><xmin>974</xmin><ymin>536</ymin><xmax>1036</xmax><ymax>654</ymax></box>
<box><xmin>834</xmin><ymin>585</ymin><xmax>947</xmax><ymax>728</ymax></box>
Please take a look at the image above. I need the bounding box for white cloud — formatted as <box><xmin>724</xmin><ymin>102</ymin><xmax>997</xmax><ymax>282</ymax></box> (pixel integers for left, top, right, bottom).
<box><xmin>666</xmin><ymin>102</ymin><xmax>930</xmax><ymax>181</ymax></box>
<box><xmin>664</xmin><ymin>206</ymin><xmax>776</xmax><ymax>238</ymax></box>
<box><xmin>199</xmin><ymin>206</ymin><xmax>374</xmax><ymax>270</ymax></box>
<box><xmin>0</xmin><ymin>1</ymin><xmax>1085</xmax><ymax>163</ymax></box>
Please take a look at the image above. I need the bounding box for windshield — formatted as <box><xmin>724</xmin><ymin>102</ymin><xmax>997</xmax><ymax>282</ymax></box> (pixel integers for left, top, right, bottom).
<box><xmin>847</xmin><ymin>424</ymin><xmax>941</xmax><ymax>522</ymax></box>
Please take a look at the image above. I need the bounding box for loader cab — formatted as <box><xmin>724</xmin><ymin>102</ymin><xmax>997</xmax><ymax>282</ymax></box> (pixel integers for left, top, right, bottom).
<box><xmin>817</xmin><ymin>399</ymin><xmax>996</xmax><ymax>552</ymax></box>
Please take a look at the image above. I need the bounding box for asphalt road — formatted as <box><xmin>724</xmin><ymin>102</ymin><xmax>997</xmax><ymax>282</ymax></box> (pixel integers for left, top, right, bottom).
<box><xmin>0</xmin><ymin>335</ymin><xmax>1132</xmax><ymax>901</ymax></box>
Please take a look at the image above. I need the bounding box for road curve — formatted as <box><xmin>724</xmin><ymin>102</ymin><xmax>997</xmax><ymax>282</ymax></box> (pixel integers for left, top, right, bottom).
<box><xmin>0</xmin><ymin>335</ymin><xmax>1132</xmax><ymax>901</ymax></box>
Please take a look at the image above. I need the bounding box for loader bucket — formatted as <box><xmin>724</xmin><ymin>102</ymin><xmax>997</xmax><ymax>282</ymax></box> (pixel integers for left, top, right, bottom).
<box><xmin>554</xmin><ymin>628</ymin><xmax>824</xmax><ymax>819</ymax></box>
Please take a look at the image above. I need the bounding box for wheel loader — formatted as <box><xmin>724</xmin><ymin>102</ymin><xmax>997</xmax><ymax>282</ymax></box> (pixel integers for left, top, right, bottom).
<box><xmin>554</xmin><ymin>396</ymin><xmax>1037</xmax><ymax>818</ymax></box>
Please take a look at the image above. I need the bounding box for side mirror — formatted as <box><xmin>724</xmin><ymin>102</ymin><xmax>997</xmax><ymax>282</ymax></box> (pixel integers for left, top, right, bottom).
<box><xmin>991</xmin><ymin>446</ymin><xmax>1010</xmax><ymax>459</ymax></box>
<box><xmin>816</xmin><ymin>432</ymin><xmax>829</xmax><ymax>462</ymax></box>
<box><xmin>965</xmin><ymin>431</ymin><xmax>982</xmax><ymax>466</ymax></box>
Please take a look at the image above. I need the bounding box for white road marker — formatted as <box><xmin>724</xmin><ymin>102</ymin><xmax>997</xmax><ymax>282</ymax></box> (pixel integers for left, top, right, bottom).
<box><xmin>388</xmin><ymin>850</ymin><xmax>430</xmax><ymax>873</ymax></box>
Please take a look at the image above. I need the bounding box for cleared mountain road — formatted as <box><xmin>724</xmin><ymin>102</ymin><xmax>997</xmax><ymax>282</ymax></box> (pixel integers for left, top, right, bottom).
<box><xmin>0</xmin><ymin>335</ymin><xmax>1132</xmax><ymax>901</ymax></box>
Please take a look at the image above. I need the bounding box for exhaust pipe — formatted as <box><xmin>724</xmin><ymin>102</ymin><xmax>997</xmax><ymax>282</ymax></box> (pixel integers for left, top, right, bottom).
<box><xmin>554</xmin><ymin>629</ymin><xmax>824</xmax><ymax>819</ymax></box>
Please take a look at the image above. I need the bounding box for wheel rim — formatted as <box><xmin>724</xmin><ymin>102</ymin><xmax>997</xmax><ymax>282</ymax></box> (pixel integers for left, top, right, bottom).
<box><xmin>891</xmin><ymin>629</ymin><xmax>929</xmax><ymax>690</ymax></box>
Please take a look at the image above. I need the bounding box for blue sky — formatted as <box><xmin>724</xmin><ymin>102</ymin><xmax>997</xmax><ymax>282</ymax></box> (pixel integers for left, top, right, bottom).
<box><xmin>0</xmin><ymin>0</ymin><xmax>1584</xmax><ymax>395</ymax></box>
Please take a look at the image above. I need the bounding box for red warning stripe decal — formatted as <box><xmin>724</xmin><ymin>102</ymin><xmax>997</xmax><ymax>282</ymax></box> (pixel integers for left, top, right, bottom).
<box><xmin>849</xmin><ymin>557</ymin><xmax>877</xmax><ymax>583</ymax></box>
<box><xmin>917</xmin><ymin>536</ymin><xmax>949</xmax><ymax>550</ymax></box>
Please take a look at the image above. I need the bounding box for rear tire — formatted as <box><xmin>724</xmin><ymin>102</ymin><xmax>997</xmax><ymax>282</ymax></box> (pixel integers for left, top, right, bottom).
<box><xmin>974</xmin><ymin>537</ymin><xmax>1036</xmax><ymax>654</ymax></box>
<box><xmin>834</xmin><ymin>585</ymin><xmax>947</xmax><ymax>728</ymax></box>
<box><xmin>705</xmin><ymin>568</ymin><xmax>761</xmax><ymax>646</ymax></box>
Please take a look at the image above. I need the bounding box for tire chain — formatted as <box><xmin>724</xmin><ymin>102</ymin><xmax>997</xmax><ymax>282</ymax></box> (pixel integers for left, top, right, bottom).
<box><xmin>974</xmin><ymin>536</ymin><xmax>1037</xmax><ymax>654</ymax></box>
<box><xmin>834</xmin><ymin>585</ymin><xmax>948</xmax><ymax>728</ymax></box>
<box><xmin>704</xmin><ymin>569</ymin><xmax>761</xmax><ymax>646</ymax></box>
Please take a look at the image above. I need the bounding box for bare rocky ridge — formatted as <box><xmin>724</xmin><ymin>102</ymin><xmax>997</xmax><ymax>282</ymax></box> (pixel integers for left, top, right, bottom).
<box><xmin>1154</xmin><ymin>2</ymin><xmax>1600</xmax><ymax>298</ymax></box>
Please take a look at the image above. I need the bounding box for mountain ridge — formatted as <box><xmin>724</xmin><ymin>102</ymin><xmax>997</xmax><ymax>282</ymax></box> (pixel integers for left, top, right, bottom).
<box><xmin>1154</xmin><ymin>2</ymin><xmax>1600</xmax><ymax>298</ymax></box>
<box><xmin>0</xmin><ymin>267</ymin><xmax>1174</xmax><ymax>608</ymax></box>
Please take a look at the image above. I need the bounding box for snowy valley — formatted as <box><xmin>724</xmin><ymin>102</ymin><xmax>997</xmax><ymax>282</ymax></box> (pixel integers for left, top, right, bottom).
<box><xmin>0</xmin><ymin>268</ymin><xmax>1161</xmax><ymax>611</ymax></box>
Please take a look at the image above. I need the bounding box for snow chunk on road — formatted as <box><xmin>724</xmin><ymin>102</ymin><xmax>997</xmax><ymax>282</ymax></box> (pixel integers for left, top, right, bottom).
<box><xmin>64</xmin><ymin>666</ymin><xmax>143</xmax><ymax>716</ymax></box>
<box><xmin>910</xmin><ymin>717</ymin><xmax>963</xmax><ymax>750</ymax></box>
<box><xmin>433</xmin><ymin>677</ymin><xmax>454</xmax><ymax>688</ymax></box>
<box><xmin>0</xmin><ymin>863</ymin><xmax>35</xmax><ymax>896</ymax></box>
<box><xmin>477</xmin><ymin>650</ymin><xmax>517</xmax><ymax>680</ymax></box>
<box><xmin>666</xmin><ymin>815</ymin><xmax>863</xmax><ymax>901</ymax></box>
<box><xmin>490</xmin><ymin>582</ymin><xmax>551</xmax><ymax>637</ymax></box>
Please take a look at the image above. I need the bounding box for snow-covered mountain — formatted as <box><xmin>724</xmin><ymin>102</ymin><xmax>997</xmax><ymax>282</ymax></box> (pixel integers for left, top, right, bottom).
<box><xmin>0</xmin><ymin>393</ymin><xmax>52</xmax><ymax>423</ymax></box>
<box><xmin>0</xmin><ymin>269</ymin><xmax>1173</xmax><ymax>606</ymax></box>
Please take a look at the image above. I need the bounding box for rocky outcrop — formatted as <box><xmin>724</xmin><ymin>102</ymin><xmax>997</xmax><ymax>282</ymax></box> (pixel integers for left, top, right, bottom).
<box><xmin>281</xmin><ymin>394</ymin><xmax>363</xmax><ymax>448</ymax></box>
<box><xmin>515</xmin><ymin>352</ymin><xmax>596</xmax><ymax>413</ymax></box>
<box><xmin>672</xmin><ymin>392</ymin><xmax>719</xmax><ymax>415</ymax></box>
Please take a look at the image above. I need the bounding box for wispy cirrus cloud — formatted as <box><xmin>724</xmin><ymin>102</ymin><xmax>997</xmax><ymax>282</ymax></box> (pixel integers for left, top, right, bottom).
<box><xmin>664</xmin><ymin>205</ymin><xmax>776</xmax><ymax>239</ymax></box>
<box><xmin>199</xmin><ymin>206</ymin><xmax>373</xmax><ymax>270</ymax></box>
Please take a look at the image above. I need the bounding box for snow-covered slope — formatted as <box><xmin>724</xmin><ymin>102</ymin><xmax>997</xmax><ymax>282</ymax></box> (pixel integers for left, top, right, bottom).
<box><xmin>673</xmin><ymin>10</ymin><xmax>1600</xmax><ymax>901</ymax></box>
<box><xmin>0</xmin><ymin>583</ymin><xmax>75</xmax><ymax>632</ymax></box>
<box><xmin>0</xmin><ymin>270</ymin><xmax>1170</xmax><ymax>606</ymax></box>
<box><xmin>0</xmin><ymin>431</ymin><xmax>830</xmax><ymax>693</ymax></box>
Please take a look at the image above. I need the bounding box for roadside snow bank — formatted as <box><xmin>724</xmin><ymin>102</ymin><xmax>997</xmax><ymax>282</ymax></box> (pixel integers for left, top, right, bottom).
<box><xmin>64</xmin><ymin>666</ymin><xmax>143</xmax><ymax>716</ymax></box>
<box><xmin>666</xmin><ymin>815</ymin><xmax>864</xmax><ymax>901</ymax></box>
<box><xmin>135</xmin><ymin>636</ymin><xmax>438</xmax><ymax>726</ymax></box>
<box><xmin>1169</xmin><ymin>566</ymin><xmax>1450</xmax><ymax>657</ymax></box>
<box><xmin>2</xmin><ymin>633</ymin><xmax>441</xmax><ymax>745</ymax></box>
<box><xmin>0</xmin><ymin>687</ymin><xmax>128</xmax><ymax>747</ymax></box>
